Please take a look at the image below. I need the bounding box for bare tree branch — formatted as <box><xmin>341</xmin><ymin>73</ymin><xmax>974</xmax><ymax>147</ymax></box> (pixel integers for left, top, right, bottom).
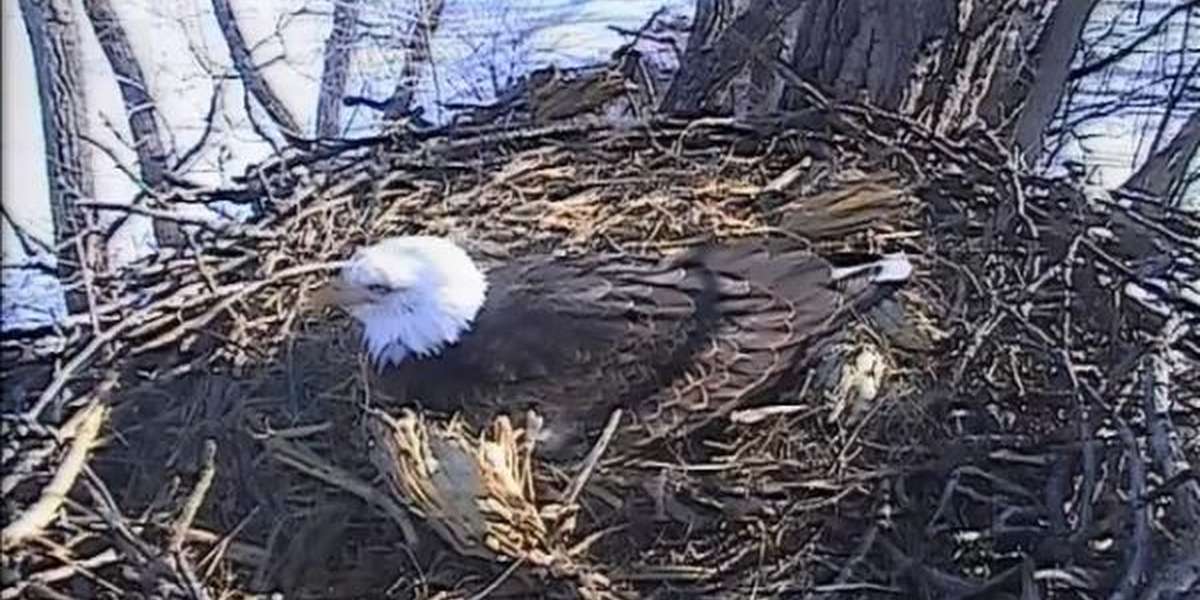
<box><xmin>315</xmin><ymin>0</ymin><xmax>360</xmax><ymax>139</ymax></box>
<box><xmin>1070</xmin><ymin>0</ymin><xmax>1200</xmax><ymax>81</ymax></box>
<box><xmin>81</xmin><ymin>0</ymin><xmax>184</xmax><ymax>247</ymax></box>
<box><xmin>1123</xmin><ymin>108</ymin><xmax>1200</xmax><ymax>201</ymax></box>
<box><xmin>210</xmin><ymin>0</ymin><xmax>302</xmax><ymax>136</ymax></box>
<box><xmin>18</xmin><ymin>0</ymin><xmax>98</xmax><ymax>314</ymax></box>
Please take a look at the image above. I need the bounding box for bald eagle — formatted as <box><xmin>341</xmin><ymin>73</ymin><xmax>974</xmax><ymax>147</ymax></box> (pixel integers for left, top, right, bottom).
<box><xmin>312</xmin><ymin>235</ymin><xmax>912</xmax><ymax>452</ymax></box>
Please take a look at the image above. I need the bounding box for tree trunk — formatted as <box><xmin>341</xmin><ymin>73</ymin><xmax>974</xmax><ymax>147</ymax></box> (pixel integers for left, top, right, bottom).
<box><xmin>660</xmin><ymin>0</ymin><xmax>803</xmax><ymax>114</ymax></box>
<box><xmin>1124</xmin><ymin>108</ymin><xmax>1200</xmax><ymax>204</ymax></box>
<box><xmin>382</xmin><ymin>0</ymin><xmax>446</xmax><ymax>124</ymax></box>
<box><xmin>18</xmin><ymin>0</ymin><xmax>96</xmax><ymax>315</ymax></box>
<box><xmin>668</xmin><ymin>0</ymin><xmax>1096</xmax><ymax>154</ymax></box>
<box><xmin>315</xmin><ymin>0</ymin><xmax>360</xmax><ymax>139</ymax></box>
<box><xmin>210</xmin><ymin>0</ymin><xmax>302</xmax><ymax>136</ymax></box>
<box><xmin>81</xmin><ymin>0</ymin><xmax>184</xmax><ymax>247</ymax></box>
<box><xmin>1007</xmin><ymin>0</ymin><xmax>1101</xmax><ymax>163</ymax></box>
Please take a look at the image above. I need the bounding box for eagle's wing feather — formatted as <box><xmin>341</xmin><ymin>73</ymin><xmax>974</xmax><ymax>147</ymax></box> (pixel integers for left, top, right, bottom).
<box><xmin>377</xmin><ymin>242</ymin><xmax>902</xmax><ymax>450</ymax></box>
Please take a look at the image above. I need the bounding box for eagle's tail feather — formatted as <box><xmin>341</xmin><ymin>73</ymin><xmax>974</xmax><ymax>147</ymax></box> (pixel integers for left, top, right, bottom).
<box><xmin>829</xmin><ymin>254</ymin><xmax>913</xmax><ymax>284</ymax></box>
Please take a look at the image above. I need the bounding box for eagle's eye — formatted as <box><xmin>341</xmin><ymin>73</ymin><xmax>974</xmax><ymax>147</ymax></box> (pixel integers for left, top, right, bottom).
<box><xmin>366</xmin><ymin>283</ymin><xmax>392</xmax><ymax>295</ymax></box>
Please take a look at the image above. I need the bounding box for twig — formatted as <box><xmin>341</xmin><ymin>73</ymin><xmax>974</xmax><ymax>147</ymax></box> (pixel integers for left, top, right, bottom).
<box><xmin>76</xmin><ymin>200</ymin><xmax>275</xmax><ymax>239</ymax></box>
<box><xmin>1</xmin><ymin>403</ymin><xmax>108</xmax><ymax>550</ymax></box>
<box><xmin>169</xmin><ymin>439</ymin><xmax>218</xmax><ymax>553</ymax></box>
<box><xmin>829</xmin><ymin>524</ymin><xmax>879</xmax><ymax>589</ymax></box>
<box><xmin>466</xmin><ymin>557</ymin><xmax>525</xmax><ymax>600</ymax></box>
<box><xmin>188</xmin><ymin>522</ymin><xmax>270</xmax><ymax>571</ymax></box>
<box><xmin>2</xmin><ymin>381</ymin><xmax>115</xmax><ymax>497</ymax></box>
<box><xmin>172</xmin><ymin>552</ymin><xmax>213</xmax><ymax>600</ymax></box>
<box><xmin>1143</xmin><ymin>315</ymin><xmax>1200</xmax><ymax>522</ymax></box>
<box><xmin>266</xmin><ymin>436</ymin><xmax>418</xmax><ymax>545</ymax></box>
<box><xmin>0</xmin><ymin>546</ymin><xmax>122</xmax><ymax>600</ymax></box>
<box><xmin>1111</xmin><ymin>420</ymin><xmax>1150</xmax><ymax>600</ymax></box>
<box><xmin>562</xmin><ymin>409</ymin><xmax>623</xmax><ymax>507</ymax></box>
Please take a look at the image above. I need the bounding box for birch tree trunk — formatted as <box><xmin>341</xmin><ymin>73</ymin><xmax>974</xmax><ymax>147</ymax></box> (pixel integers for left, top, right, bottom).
<box><xmin>81</xmin><ymin>0</ymin><xmax>184</xmax><ymax>246</ymax></box>
<box><xmin>382</xmin><ymin>0</ymin><xmax>446</xmax><ymax>125</ymax></box>
<box><xmin>315</xmin><ymin>0</ymin><xmax>361</xmax><ymax>139</ymax></box>
<box><xmin>18</xmin><ymin>0</ymin><xmax>96</xmax><ymax>314</ymax></box>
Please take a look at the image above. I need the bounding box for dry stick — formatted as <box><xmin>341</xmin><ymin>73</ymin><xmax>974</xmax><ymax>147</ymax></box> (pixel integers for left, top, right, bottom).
<box><xmin>135</xmin><ymin>261</ymin><xmax>342</xmax><ymax>353</ymax></box>
<box><xmin>187</xmin><ymin>527</ymin><xmax>270</xmax><ymax>570</ymax></box>
<box><xmin>2</xmin><ymin>379</ymin><xmax>115</xmax><ymax>496</ymax></box>
<box><xmin>26</xmin><ymin>261</ymin><xmax>339</xmax><ymax>420</ymax></box>
<box><xmin>172</xmin><ymin>552</ymin><xmax>213</xmax><ymax>600</ymax></box>
<box><xmin>562</xmin><ymin>409</ymin><xmax>623</xmax><ymax>507</ymax></box>
<box><xmin>1144</xmin><ymin>315</ymin><xmax>1200</xmax><ymax>516</ymax></box>
<box><xmin>72</xmin><ymin>478</ymin><xmax>195</xmax><ymax>598</ymax></box>
<box><xmin>1112</xmin><ymin>420</ymin><xmax>1151</xmax><ymax>600</ymax></box>
<box><xmin>466</xmin><ymin>556</ymin><xmax>526</xmax><ymax>600</ymax></box>
<box><xmin>816</xmin><ymin>523</ymin><xmax>880</xmax><ymax>598</ymax></box>
<box><xmin>1</xmin><ymin>403</ymin><xmax>108</xmax><ymax>551</ymax></box>
<box><xmin>3</xmin><ymin>528</ymin><xmax>126</xmax><ymax>599</ymax></box>
<box><xmin>25</xmin><ymin>305</ymin><xmax>158</xmax><ymax>420</ymax></box>
<box><xmin>76</xmin><ymin>473</ymin><xmax>159</xmax><ymax>563</ymax></box>
<box><xmin>169</xmin><ymin>439</ymin><xmax>218</xmax><ymax>554</ymax></box>
<box><xmin>266</xmin><ymin>436</ymin><xmax>418</xmax><ymax>545</ymax></box>
<box><xmin>77</xmin><ymin>200</ymin><xmax>275</xmax><ymax>240</ymax></box>
<box><xmin>0</xmin><ymin>548</ymin><xmax>123</xmax><ymax>600</ymax></box>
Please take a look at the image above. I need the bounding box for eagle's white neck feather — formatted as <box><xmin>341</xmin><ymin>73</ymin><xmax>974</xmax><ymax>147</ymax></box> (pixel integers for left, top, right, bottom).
<box><xmin>341</xmin><ymin>236</ymin><xmax>487</xmax><ymax>367</ymax></box>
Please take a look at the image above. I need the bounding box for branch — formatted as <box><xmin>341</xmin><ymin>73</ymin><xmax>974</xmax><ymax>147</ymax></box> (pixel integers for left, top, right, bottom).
<box><xmin>1069</xmin><ymin>0</ymin><xmax>1200</xmax><ymax>81</ymax></box>
<box><xmin>168</xmin><ymin>440</ymin><xmax>218</xmax><ymax>553</ymax></box>
<box><xmin>172</xmin><ymin>77</ymin><xmax>225</xmax><ymax>174</ymax></box>
<box><xmin>1123</xmin><ymin>108</ymin><xmax>1200</xmax><ymax>200</ymax></box>
<box><xmin>210</xmin><ymin>0</ymin><xmax>302</xmax><ymax>136</ymax></box>
<box><xmin>315</xmin><ymin>0</ymin><xmax>360</xmax><ymax>139</ymax></box>
<box><xmin>0</xmin><ymin>204</ymin><xmax>55</xmax><ymax>258</ymax></box>
<box><xmin>1</xmin><ymin>403</ymin><xmax>108</xmax><ymax>551</ymax></box>
<box><xmin>1112</xmin><ymin>421</ymin><xmax>1151</xmax><ymax>600</ymax></box>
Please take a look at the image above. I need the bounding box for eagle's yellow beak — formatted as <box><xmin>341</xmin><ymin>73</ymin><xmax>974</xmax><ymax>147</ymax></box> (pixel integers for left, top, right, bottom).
<box><xmin>306</xmin><ymin>281</ymin><xmax>372</xmax><ymax>310</ymax></box>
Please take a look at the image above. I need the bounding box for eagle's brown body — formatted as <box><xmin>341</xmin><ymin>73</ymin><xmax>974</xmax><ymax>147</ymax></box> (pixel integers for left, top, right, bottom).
<box><xmin>366</xmin><ymin>242</ymin><xmax>903</xmax><ymax>450</ymax></box>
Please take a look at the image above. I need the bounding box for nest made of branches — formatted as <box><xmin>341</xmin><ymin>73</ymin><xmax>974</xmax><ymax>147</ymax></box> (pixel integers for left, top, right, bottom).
<box><xmin>2</xmin><ymin>100</ymin><xmax>1199</xmax><ymax>600</ymax></box>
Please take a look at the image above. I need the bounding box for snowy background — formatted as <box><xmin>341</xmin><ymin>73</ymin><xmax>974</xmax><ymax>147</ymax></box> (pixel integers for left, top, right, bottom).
<box><xmin>2</xmin><ymin>0</ymin><xmax>1195</xmax><ymax>331</ymax></box>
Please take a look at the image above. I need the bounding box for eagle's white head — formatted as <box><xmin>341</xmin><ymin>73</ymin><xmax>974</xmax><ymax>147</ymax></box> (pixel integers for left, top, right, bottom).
<box><xmin>314</xmin><ymin>236</ymin><xmax>488</xmax><ymax>367</ymax></box>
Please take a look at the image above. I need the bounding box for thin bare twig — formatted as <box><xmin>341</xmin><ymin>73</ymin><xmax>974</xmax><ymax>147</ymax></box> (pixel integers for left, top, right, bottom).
<box><xmin>168</xmin><ymin>439</ymin><xmax>218</xmax><ymax>553</ymax></box>
<box><xmin>562</xmin><ymin>409</ymin><xmax>623</xmax><ymax>507</ymax></box>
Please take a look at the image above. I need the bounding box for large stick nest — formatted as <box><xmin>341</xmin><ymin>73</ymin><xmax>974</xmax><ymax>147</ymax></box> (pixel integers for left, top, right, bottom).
<box><xmin>2</xmin><ymin>99</ymin><xmax>1198</xmax><ymax>599</ymax></box>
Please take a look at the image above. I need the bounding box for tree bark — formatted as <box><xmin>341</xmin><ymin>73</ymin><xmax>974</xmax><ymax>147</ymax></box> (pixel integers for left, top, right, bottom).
<box><xmin>382</xmin><ymin>0</ymin><xmax>446</xmax><ymax>124</ymax></box>
<box><xmin>1007</xmin><ymin>0</ymin><xmax>1101</xmax><ymax>163</ymax></box>
<box><xmin>81</xmin><ymin>0</ymin><xmax>184</xmax><ymax>246</ymax></box>
<box><xmin>1123</xmin><ymin>108</ymin><xmax>1200</xmax><ymax>204</ymax></box>
<box><xmin>660</xmin><ymin>0</ymin><xmax>804</xmax><ymax>114</ymax></box>
<box><xmin>668</xmin><ymin>0</ymin><xmax>1103</xmax><ymax>153</ymax></box>
<box><xmin>783</xmin><ymin>0</ymin><xmax>956</xmax><ymax>112</ymax></box>
<box><xmin>18</xmin><ymin>0</ymin><xmax>96</xmax><ymax>314</ymax></box>
<box><xmin>210</xmin><ymin>0</ymin><xmax>302</xmax><ymax>136</ymax></box>
<box><xmin>315</xmin><ymin>0</ymin><xmax>360</xmax><ymax>139</ymax></box>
